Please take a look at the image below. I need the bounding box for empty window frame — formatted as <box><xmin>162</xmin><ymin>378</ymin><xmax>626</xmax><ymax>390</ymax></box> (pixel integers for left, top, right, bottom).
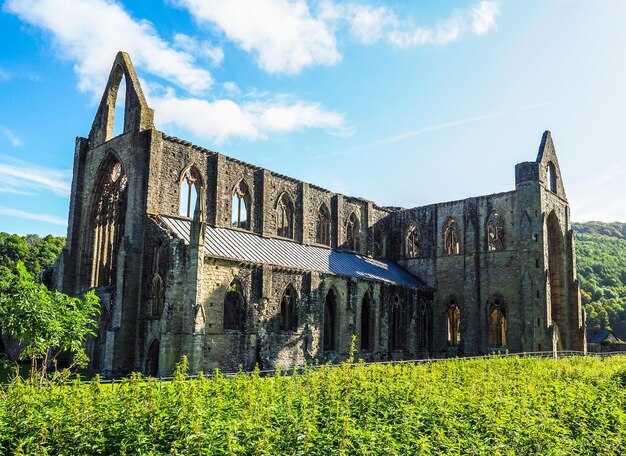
<box><xmin>280</xmin><ymin>284</ymin><xmax>297</xmax><ymax>331</ymax></box>
<box><xmin>179</xmin><ymin>167</ymin><xmax>202</xmax><ymax>218</ymax></box>
<box><xmin>488</xmin><ymin>297</ymin><xmax>507</xmax><ymax>348</ymax></box>
<box><xmin>546</xmin><ymin>162</ymin><xmax>557</xmax><ymax>193</ymax></box>
<box><xmin>231</xmin><ymin>180</ymin><xmax>250</xmax><ymax>229</ymax></box>
<box><xmin>486</xmin><ymin>211</ymin><xmax>505</xmax><ymax>251</ymax></box>
<box><xmin>316</xmin><ymin>204</ymin><xmax>331</xmax><ymax>246</ymax></box>
<box><xmin>361</xmin><ymin>292</ymin><xmax>374</xmax><ymax>350</ymax></box>
<box><xmin>443</xmin><ymin>218</ymin><xmax>460</xmax><ymax>255</ymax></box>
<box><xmin>323</xmin><ymin>289</ymin><xmax>337</xmax><ymax>351</ymax></box>
<box><xmin>276</xmin><ymin>193</ymin><xmax>294</xmax><ymax>239</ymax></box>
<box><xmin>346</xmin><ymin>212</ymin><xmax>360</xmax><ymax>252</ymax></box>
<box><xmin>224</xmin><ymin>280</ymin><xmax>245</xmax><ymax>330</ymax></box>
<box><xmin>90</xmin><ymin>158</ymin><xmax>127</xmax><ymax>287</ymax></box>
<box><xmin>405</xmin><ymin>223</ymin><xmax>419</xmax><ymax>258</ymax></box>
<box><xmin>446</xmin><ymin>298</ymin><xmax>460</xmax><ymax>347</ymax></box>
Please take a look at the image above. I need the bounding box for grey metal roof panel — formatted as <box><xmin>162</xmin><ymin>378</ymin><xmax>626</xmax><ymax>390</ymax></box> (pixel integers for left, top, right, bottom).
<box><xmin>160</xmin><ymin>216</ymin><xmax>427</xmax><ymax>289</ymax></box>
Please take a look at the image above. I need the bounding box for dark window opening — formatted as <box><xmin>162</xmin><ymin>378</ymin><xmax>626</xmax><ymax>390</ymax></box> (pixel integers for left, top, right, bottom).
<box><xmin>146</xmin><ymin>339</ymin><xmax>160</xmax><ymax>377</ymax></box>
<box><xmin>346</xmin><ymin>212</ymin><xmax>360</xmax><ymax>252</ymax></box>
<box><xmin>151</xmin><ymin>274</ymin><xmax>164</xmax><ymax>317</ymax></box>
<box><xmin>224</xmin><ymin>280</ymin><xmax>245</xmax><ymax>330</ymax></box>
<box><xmin>276</xmin><ymin>193</ymin><xmax>294</xmax><ymax>239</ymax></box>
<box><xmin>280</xmin><ymin>284</ymin><xmax>297</xmax><ymax>331</ymax></box>
<box><xmin>361</xmin><ymin>292</ymin><xmax>374</xmax><ymax>350</ymax></box>
<box><xmin>323</xmin><ymin>289</ymin><xmax>337</xmax><ymax>351</ymax></box>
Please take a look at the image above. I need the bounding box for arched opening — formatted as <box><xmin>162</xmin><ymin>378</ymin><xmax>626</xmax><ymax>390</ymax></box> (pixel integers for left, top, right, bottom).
<box><xmin>151</xmin><ymin>274</ymin><xmax>164</xmax><ymax>317</ymax></box>
<box><xmin>546</xmin><ymin>162</ymin><xmax>557</xmax><ymax>192</ymax></box>
<box><xmin>446</xmin><ymin>297</ymin><xmax>460</xmax><ymax>347</ymax></box>
<box><xmin>391</xmin><ymin>294</ymin><xmax>405</xmax><ymax>350</ymax></box>
<box><xmin>346</xmin><ymin>212</ymin><xmax>360</xmax><ymax>252</ymax></box>
<box><xmin>488</xmin><ymin>296</ymin><xmax>507</xmax><ymax>348</ymax></box>
<box><xmin>486</xmin><ymin>211</ymin><xmax>505</xmax><ymax>251</ymax></box>
<box><xmin>280</xmin><ymin>284</ymin><xmax>297</xmax><ymax>331</ymax></box>
<box><xmin>444</xmin><ymin>218</ymin><xmax>460</xmax><ymax>255</ymax></box>
<box><xmin>112</xmin><ymin>75</ymin><xmax>126</xmax><ymax>138</ymax></box>
<box><xmin>360</xmin><ymin>292</ymin><xmax>374</xmax><ymax>350</ymax></box>
<box><xmin>90</xmin><ymin>157</ymin><xmax>127</xmax><ymax>288</ymax></box>
<box><xmin>406</xmin><ymin>223</ymin><xmax>419</xmax><ymax>258</ymax></box>
<box><xmin>231</xmin><ymin>180</ymin><xmax>250</xmax><ymax>229</ymax></box>
<box><xmin>276</xmin><ymin>193</ymin><xmax>294</xmax><ymax>239</ymax></box>
<box><xmin>316</xmin><ymin>203</ymin><xmax>331</xmax><ymax>246</ymax></box>
<box><xmin>547</xmin><ymin>212</ymin><xmax>565</xmax><ymax>335</ymax></box>
<box><xmin>323</xmin><ymin>289</ymin><xmax>337</xmax><ymax>351</ymax></box>
<box><xmin>179</xmin><ymin>167</ymin><xmax>202</xmax><ymax>218</ymax></box>
<box><xmin>224</xmin><ymin>280</ymin><xmax>245</xmax><ymax>330</ymax></box>
<box><xmin>374</xmin><ymin>227</ymin><xmax>388</xmax><ymax>257</ymax></box>
<box><xmin>146</xmin><ymin>339</ymin><xmax>160</xmax><ymax>377</ymax></box>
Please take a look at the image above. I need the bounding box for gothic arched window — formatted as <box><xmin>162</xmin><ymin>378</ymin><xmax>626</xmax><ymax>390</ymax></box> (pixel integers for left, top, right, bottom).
<box><xmin>316</xmin><ymin>203</ymin><xmax>331</xmax><ymax>246</ymax></box>
<box><xmin>224</xmin><ymin>280</ymin><xmax>244</xmax><ymax>330</ymax></box>
<box><xmin>323</xmin><ymin>289</ymin><xmax>337</xmax><ymax>351</ymax></box>
<box><xmin>276</xmin><ymin>192</ymin><xmax>294</xmax><ymax>239</ymax></box>
<box><xmin>361</xmin><ymin>292</ymin><xmax>374</xmax><ymax>350</ymax></box>
<box><xmin>486</xmin><ymin>211</ymin><xmax>505</xmax><ymax>251</ymax></box>
<box><xmin>488</xmin><ymin>296</ymin><xmax>507</xmax><ymax>348</ymax></box>
<box><xmin>444</xmin><ymin>218</ymin><xmax>460</xmax><ymax>255</ymax></box>
<box><xmin>231</xmin><ymin>180</ymin><xmax>250</xmax><ymax>229</ymax></box>
<box><xmin>346</xmin><ymin>212</ymin><xmax>360</xmax><ymax>252</ymax></box>
<box><xmin>90</xmin><ymin>158</ymin><xmax>127</xmax><ymax>287</ymax></box>
<box><xmin>179</xmin><ymin>167</ymin><xmax>202</xmax><ymax>218</ymax></box>
<box><xmin>374</xmin><ymin>226</ymin><xmax>388</xmax><ymax>257</ymax></box>
<box><xmin>405</xmin><ymin>223</ymin><xmax>419</xmax><ymax>258</ymax></box>
<box><xmin>446</xmin><ymin>297</ymin><xmax>460</xmax><ymax>347</ymax></box>
<box><xmin>151</xmin><ymin>274</ymin><xmax>164</xmax><ymax>317</ymax></box>
<box><xmin>280</xmin><ymin>284</ymin><xmax>297</xmax><ymax>331</ymax></box>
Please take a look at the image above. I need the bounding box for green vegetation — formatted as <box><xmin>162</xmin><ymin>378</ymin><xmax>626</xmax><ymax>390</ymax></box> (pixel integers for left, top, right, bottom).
<box><xmin>0</xmin><ymin>232</ymin><xmax>99</xmax><ymax>381</ymax></box>
<box><xmin>1</xmin><ymin>355</ymin><xmax>626</xmax><ymax>454</ymax></box>
<box><xmin>573</xmin><ymin>222</ymin><xmax>626</xmax><ymax>338</ymax></box>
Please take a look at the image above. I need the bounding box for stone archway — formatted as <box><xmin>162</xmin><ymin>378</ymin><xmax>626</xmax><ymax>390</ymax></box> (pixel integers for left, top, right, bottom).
<box><xmin>146</xmin><ymin>339</ymin><xmax>160</xmax><ymax>377</ymax></box>
<box><xmin>547</xmin><ymin>211</ymin><xmax>566</xmax><ymax>346</ymax></box>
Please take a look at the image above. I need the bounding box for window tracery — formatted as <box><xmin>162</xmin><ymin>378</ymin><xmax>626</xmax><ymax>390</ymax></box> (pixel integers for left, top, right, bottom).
<box><xmin>90</xmin><ymin>158</ymin><xmax>127</xmax><ymax>287</ymax></box>
<box><xmin>443</xmin><ymin>218</ymin><xmax>460</xmax><ymax>255</ymax></box>
<box><xmin>231</xmin><ymin>180</ymin><xmax>250</xmax><ymax>229</ymax></box>
<box><xmin>179</xmin><ymin>167</ymin><xmax>202</xmax><ymax>218</ymax></box>
<box><xmin>486</xmin><ymin>211</ymin><xmax>505</xmax><ymax>251</ymax></box>
<box><xmin>346</xmin><ymin>212</ymin><xmax>360</xmax><ymax>251</ymax></box>
<box><xmin>405</xmin><ymin>223</ymin><xmax>419</xmax><ymax>258</ymax></box>
<box><xmin>316</xmin><ymin>204</ymin><xmax>331</xmax><ymax>246</ymax></box>
<box><xmin>276</xmin><ymin>193</ymin><xmax>294</xmax><ymax>239</ymax></box>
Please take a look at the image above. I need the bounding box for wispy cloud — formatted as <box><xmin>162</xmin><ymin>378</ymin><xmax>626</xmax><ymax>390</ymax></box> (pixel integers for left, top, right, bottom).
<box><xmin>4</xmin><ymin>0</ymin><xmax>214</xmax><ymax>95</ymax></box>
<box><xmin>0</xmin><ymin>125</ymin><xmax>23</xmax><ymax>147</ymax></box>
<box><xmin>0</xmin><ymin>155</ymin><xmax>71</xmax><ymax>197</ymax></box>
<box><xmin>0</xmin><ymin>69</ymin><xmax>9</xmax><ymax>81</ymax></box>
<box><xmin>318</xmin><ymin>102</ymin><xmax>550</xmax><ymax>158</ymax></box>
<box><xmin>0</xmin><ymin>206</ymin><xmax>67</xmax><ymax>226</ymax></box>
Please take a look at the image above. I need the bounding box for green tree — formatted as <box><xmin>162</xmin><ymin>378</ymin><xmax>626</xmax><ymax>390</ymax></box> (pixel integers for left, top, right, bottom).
<box><xmin>0</xmin><ymin>263</ymin><xmax>99</xmax><ymax>381</ymax></box>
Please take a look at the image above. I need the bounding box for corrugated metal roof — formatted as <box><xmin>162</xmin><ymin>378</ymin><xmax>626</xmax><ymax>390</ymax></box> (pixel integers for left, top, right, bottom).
<box><xmin>160</xmin><ymin>216</ymin><xmax>427</xmax><ymax>289</ymax></box>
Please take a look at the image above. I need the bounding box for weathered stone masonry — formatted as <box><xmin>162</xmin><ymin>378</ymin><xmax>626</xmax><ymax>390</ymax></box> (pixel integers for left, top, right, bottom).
<box><xmin>55</xmin><ymin>52</ymin><xmax>585</xmax><ymax>376</ymax></box>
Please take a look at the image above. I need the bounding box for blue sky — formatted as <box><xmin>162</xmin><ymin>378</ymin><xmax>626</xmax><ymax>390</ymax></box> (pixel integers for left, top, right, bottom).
<box><xmin>0</xmin><ymin>0</ymin><xmax>625</xmax><ymax>236</ymax></box>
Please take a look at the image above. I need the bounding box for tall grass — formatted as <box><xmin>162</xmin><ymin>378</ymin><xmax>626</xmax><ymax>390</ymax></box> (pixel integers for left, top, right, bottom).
<box><xmin>1</xmin><ymin>356</ymin><xmax>625</xmax><ymax>455</ymax></box>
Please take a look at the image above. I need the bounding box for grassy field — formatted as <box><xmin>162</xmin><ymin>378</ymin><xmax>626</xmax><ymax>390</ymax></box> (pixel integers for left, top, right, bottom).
<box><xmin>1</xmin><ymin>355</ymin><xmax>626</xmax><ymax>455</ymax></box>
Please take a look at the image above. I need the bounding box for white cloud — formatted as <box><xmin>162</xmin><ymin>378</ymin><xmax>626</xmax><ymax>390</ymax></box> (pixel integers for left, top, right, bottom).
<box><xmin>0</xmin><ymin>206</ymin><xmax>67</xmax><ymax>226</ymax></box>
<box><xmin>321</xmin><ymin>0</ymin><xmax>499</xmax><ymax>49</ymax></box>
<box><xmin>173</xmin><ymin>0</ymin><xmax>340</xmax><ymax>74</ymax></box>
<box><xmin>0</xmin><ymin>126</ymin><xmax>23</xmax><ymax>147</ymax></box>
<box><xmin>0</xmin><ymin>69</ymin><xmax>9</xmax><ymax>81</ymax></box>
<box><xmin>4</xmin><ymin>0</ymin><xmax>213</xmax><ymax>95</ymax></box>
<box><xmin>173</xmin><ymin>33</ymin><xmax>224</xmax><ymax>66</ymax></box>
<box><xmin>151</xmin><ymin>91</ymin><xmax>350</xmax><ymax>144</ymax></box>
<box><xmin>472</xmin><ymin>1</ymin><xmax>499</xmax><ymax>35</ymax></box>
<box><xmin>0</xmin><ymin>155</ymin><xmax>71</xmax><ymax>197</ymax></box>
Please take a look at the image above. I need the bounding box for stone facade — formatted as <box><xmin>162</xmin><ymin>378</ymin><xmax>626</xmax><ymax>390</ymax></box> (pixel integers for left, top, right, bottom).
<box><xmin>55</xmin><ymin>52</ymin><xmax>585</xmax><ymax>376</ymax></box>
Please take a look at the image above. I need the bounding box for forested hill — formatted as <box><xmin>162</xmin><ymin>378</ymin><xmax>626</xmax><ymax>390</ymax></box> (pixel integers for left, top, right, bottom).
<box><xmin>573</xmin><ymin>221</ymin><xmax>626</xmax><ymax>339</ymax></box>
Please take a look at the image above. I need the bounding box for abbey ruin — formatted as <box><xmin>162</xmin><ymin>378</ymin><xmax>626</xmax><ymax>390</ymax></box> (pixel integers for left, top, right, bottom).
<box><xmin>54</xmin><ymin>52</ymin><xmax>585</xmax><ymax>377</ymax></box>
